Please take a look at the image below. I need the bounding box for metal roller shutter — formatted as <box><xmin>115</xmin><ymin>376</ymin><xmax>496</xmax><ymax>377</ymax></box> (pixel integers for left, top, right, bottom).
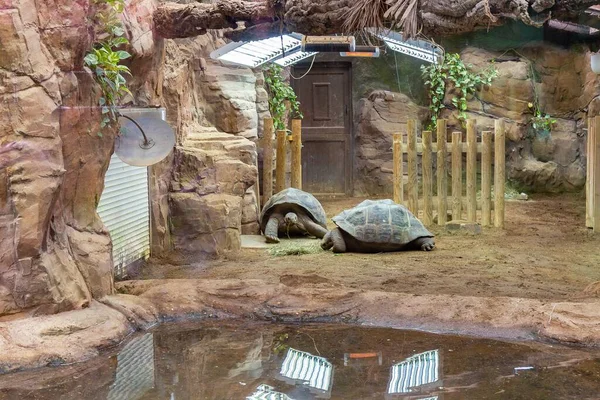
<box><xmin>97</xmin><ymin>108</ymin><xmax>165</xmax><ymax>278</ymax></box>
<box><xmin>97</xmin><ymin>155</ymin><xmax>150</xmax><ymax>278</ymax></box>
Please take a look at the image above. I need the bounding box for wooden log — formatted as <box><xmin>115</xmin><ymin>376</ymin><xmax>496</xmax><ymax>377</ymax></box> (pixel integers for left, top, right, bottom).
<box><xmin>481</xmin><ymin>131</ymin><xmax>493</xmax><ymax>227</ymax></box>
<box><xmin>451</xmin><ymin>131</ymin><xmax>462</xmax><ymax>221</ymax></box>
<box><xmin>262</xmin><ymin>118</ymin><xmax>274</xmax><ymax>205</ymax></box>
<box><xmin>437</xmin><ymin>119</ymin><xmax>448</xmax><ymax>226</ymax></box>
<box><xmin>393</xmin><ymin>133</ymin><xmax>404</xmax><ymax>204</ymax></box>
<box><xmin>466</xmin><ymin>119</ymin><xmax>477</xmax><ymax>222</ymax></box>
<box><xmin>407</xmin><ymin>120</ymin><xmax>418</xmax><ymax>215</ymax></box>
<box><xmin>587</xmin><ymin>117</ymin><xmax>595</xmax><ymax>228</ymax></box>
<box><xmin>275</xmin><ymin>130</ymin><xmax>287</xmax><ymax>193</ymax></box>
<box><xmin>422</xmin><ymin>130</ymin><xmax>433</xmax><ymax>225</ymax></box>
<box><xmin>494</xmin><ymin>119</ymin><xmax>506</xmax><ymax>228</ymax></box>
<box><xmin>594</xmin><ymin>116</ymin><xmax>600</xmax><ymax>232</ymax></box>
<box><xmin>290</xmin><ymin>119</ymin><xmax>302</xmax><ymax>189</ymax></box>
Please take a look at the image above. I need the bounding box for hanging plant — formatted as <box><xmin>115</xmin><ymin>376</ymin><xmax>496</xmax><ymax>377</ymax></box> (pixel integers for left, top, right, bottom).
<box><xmin>84</xmin><ymin>0</ymin><xmax>132</xmax><ymax>133</ymax></box>
<box><xmin>263</xmin><ymin>64</ymin><xmax>303</xmax><ymax>132</ymax></box>
<box><xmin>421</xmin><ymin>53</ymin><xmax>497</xmax><ymax>130</ymax></box>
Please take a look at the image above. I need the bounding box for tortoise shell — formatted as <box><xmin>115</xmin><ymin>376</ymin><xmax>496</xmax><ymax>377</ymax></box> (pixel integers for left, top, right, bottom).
<box><xmin>260</xmin><ymin>188</ymin><xmax>327</xmax><ymax>232</ymax></box>
<box><xmin>332</xmin><ymin>199</ymin><xmax>433</xmax><ymax>245</ymax></box>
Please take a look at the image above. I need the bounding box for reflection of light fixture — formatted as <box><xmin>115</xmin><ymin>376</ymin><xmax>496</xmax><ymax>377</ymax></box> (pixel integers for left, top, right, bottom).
<box><xmin>302</xmin><ymin>35</ymin><xmax>355</xmax><ymax>52</ymax></box>
<box><xmin>340</xmin><ymin>46</ymin><xmax>380</xmax><ymax>58</ymax></box>
<box><xmin>592</xmin><ymin>53</ymin><xmax>600</xmax><ymax>74</ymax></box>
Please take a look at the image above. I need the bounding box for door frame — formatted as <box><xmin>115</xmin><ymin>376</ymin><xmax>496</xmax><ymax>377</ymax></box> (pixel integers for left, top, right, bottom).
<box><xmin>292</xmin><ymin>61</ymin><xmax>354</xmax><ymax>197</ymax></box>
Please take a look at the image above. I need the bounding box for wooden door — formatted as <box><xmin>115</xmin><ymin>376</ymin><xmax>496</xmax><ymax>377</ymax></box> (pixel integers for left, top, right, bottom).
<box><xmin>292</xmin><ymin>63</ymin><xmax>352</xmax><ymax>196</ymax></box>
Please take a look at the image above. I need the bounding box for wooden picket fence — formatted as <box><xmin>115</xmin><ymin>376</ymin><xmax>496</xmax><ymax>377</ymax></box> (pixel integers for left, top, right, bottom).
<box><xmin>393</xmin><ymin>119</ymin><xmax>506</xmax><ymax>228</ymax></box>
<box><xmin>586</xmin><ymin>116</ymin><xmax>600</xmax><ymax>232</ymax></box>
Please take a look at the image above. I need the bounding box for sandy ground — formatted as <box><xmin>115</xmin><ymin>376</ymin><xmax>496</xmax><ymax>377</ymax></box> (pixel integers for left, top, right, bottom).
<box><xmin>135</xmin><ymin>193</ymin><xmax>600</xmax><ymax>301</ymax></box>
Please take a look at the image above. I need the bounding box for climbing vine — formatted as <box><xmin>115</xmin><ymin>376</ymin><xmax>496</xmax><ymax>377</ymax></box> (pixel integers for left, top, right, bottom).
<box><xmin>421</xmin><ymin>53</ymin><xmax>497</xmax><ymax>130</ymax></box>
<box><xmin>263</xmin><ymin>64</ymin><xmax>302</xmax><ymax>132</ymax></box>
<box><xmin>84</xmin><ymin>0</ymin><xmax>132</xmax><ymax>131</ymax></box>
<box><xmin>526</xmin><ymin>63</ymin><xmax>556</xmax><ymax>138</ymax></box>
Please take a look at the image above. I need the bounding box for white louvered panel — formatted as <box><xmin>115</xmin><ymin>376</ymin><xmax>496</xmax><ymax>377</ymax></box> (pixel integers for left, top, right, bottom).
<box><xmin>97</xmin><ymin>154</ymin><xmax>150</xmax><ymax>278</ymax></box>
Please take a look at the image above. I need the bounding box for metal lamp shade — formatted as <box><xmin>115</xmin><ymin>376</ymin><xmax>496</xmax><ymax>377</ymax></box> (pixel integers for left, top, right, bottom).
<box><xmin>115</xmin><ymin>116</ymin><xmax>176</xmax><ymax>167</ymax></box>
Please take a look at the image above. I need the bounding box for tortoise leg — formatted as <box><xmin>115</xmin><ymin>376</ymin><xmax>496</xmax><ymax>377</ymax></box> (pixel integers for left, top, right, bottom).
<box><xmin>412</xmin><ymin>237</ymin><xmax>435</xmax><ymax>251</ymax></box>
<box><xmin>330</xmin><ymin>228</ymin><xmax>347</xmax><ymax>253</ymax></box>
<box><xmin>298</xmin><ymin>215</ymin><xmax>328</xmax><ymax>239</ymax></box>
<box><xmin>264</xmin><ymin>214</ymin><xmax>282</xmax><ymax>243</ymax></box>
<box><xmin>321</xmin><ymin>231</ymin><xmax>333</xmax><ymax>250</ymax></box>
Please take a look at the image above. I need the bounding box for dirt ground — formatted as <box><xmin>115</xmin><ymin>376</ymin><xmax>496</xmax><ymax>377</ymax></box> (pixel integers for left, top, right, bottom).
<box><xmin>135</xmin><ymin>193</ymin><xmax>600</xmax><ymax>301</ymax></box>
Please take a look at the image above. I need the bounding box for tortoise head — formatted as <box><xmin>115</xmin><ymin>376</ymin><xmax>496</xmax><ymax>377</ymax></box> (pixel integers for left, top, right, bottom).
<box><xmin>284</xmin><ymin>212</ymin><xmax>298</xmax><ymax>226</ymax></box>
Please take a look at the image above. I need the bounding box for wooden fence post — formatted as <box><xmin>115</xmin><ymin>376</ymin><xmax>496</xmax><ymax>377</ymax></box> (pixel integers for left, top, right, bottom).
<box><xmin>291</xmin><ymin>119</ymin><xmax>302</xmax><ymax>189</ymax></box>
<box><xmin>262</xmin><ymin>118</ymin><xmax>274</xmax><ymax>205</ymax></box>
<box><xmin>494</xmin><ymin>119</ymin><xmax>506</xmax><ymax>228</ymax></box>
<box><xmin>451</xmin><ymin>131</ymin><xmax>462</xmax><ymax>221</ymax></box>
<box><xmin>275</xmin><ymin>130</ymin><xmax>287</xmax><ymax>193</ymax></box>
<box><xmin>594</xmin><ymin>116</ymin><xmax>600</xmax><ymax>232</ymax></box>
<box><xmin>437</xmin><ymin>119</ymin><xmax>448</xmax><ymax>226</ymax></box>
<box><xmin>422</xmin><ymin>131</ymin><xmax>433</xmax><ymax>225</ymax></box>
<box><xmin>466</xmin><ymin>119</ymin><xmax>477</xmax><ymax>222</ymax></box>
<box><xmin>393</xmin><ymin>133</ymin><xmax>404</xmax><ymax>204</ymax></box>
<box><xmin>481</xmin><ymin>131</ymin><xmax>493</xmax><ymax>227</ymax></box>
<box><xmin>587</xmin><ymin>117</ymin><xmax>595</xmax><ymax>229</ymax></box>
<box><xmin>407</xmin><ymin>120</ymin><xmax>418</xmax><ymax>215</ymax></box>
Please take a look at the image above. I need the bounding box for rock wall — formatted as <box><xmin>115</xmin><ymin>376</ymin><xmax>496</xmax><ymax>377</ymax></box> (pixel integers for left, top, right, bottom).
<box><xmin>0</xmin><ymin>0</ymin><xmax>118</xmax><ymax>319</ymax></box>
<box><xmin>0</xmin><ymin>0</ymin><xmax>264</xmax><ymax>319</ymax></box>
<box><xmin>355</xmin><ymin>44</ymin><xmax>600</xmax><ymax>195</ymax></box>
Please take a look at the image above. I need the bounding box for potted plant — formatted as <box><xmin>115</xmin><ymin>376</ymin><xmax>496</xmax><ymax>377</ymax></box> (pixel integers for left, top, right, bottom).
<box><xmin>528</xmin><ymin>102</ymin><xmax>557</xmax><ymax>139</ymax></box>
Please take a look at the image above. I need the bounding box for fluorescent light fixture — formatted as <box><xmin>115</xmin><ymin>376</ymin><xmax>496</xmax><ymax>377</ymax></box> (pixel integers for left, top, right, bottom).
<box><xmin>274</xmin><ymin>51</ymin><xmax>318</xmax><ymax>67</ymax></box>
<box><xmin>246</xmin><ymin>384</ymin><xmax>294</xmax><ymax>400</ymax></box>
<box><xmin>210</xmin><ymin>34</ymin><xmax>306</xmax><ymax>68</ymax></box>
<box><xmin>367</xmin><ymin>28</ymin><xmax>443</xmax><ymax>64</ymax></box>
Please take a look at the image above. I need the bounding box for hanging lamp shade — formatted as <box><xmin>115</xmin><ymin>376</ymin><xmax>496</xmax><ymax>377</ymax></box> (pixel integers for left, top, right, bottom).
<box><xmin>591</xmin><ymin>53</ymin><xmax>600</xmax><ymax>74</ymax></box>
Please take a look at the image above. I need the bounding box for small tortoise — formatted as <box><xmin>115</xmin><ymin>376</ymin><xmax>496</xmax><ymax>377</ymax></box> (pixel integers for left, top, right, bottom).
<box><xmin>260</xmin><ymin>188</ymin><xmax>328</xmax><ymax>243</ymax></box>
<box><xmin>321</xmin><ymin>199</ymin><xmax>435</xmax><ymax>253</ymax></box>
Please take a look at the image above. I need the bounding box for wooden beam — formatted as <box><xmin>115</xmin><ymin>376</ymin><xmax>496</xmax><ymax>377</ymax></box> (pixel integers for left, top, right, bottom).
<box><xmin>407</xmin><ymin>120</ymin><xmax>418</xmax><ymax>215</ymax></box>
<box><xmin>402</xmin><ymin>142</ymin><xmax>485</xmax><ymax>153</ymax></box>
<box><xmin>262</xmin><ymin>118</ymin><xmax>274</xmax><ymax>205</ymax></box>
<box><xmin>393</xmin><ymin>133</ymin><xmax>404</xmax><ymax>204</ymax></box>
<box><xmin>594</xmin><ymin>116</ymin><xmax>600</xmax><ymax>232</ymax></box>
<box><xmin>586</xmin><ymin>117</ymin><xmax>595</xmax><ymax>228</ymax></box>
<box><xmin>451</xmin><ymin>131</ymin><xmax>462</xmax><ymax>221</ymax></box>
<box><xmin>437</xmin><ymin>119</ymin><xmax>448</xmax><ymax>226</ymax></box>
<box><xmin>422</xmin><ymin>130</ymin><xmax>433</xmax><ymax>226</ymax></box>
<box><xmin>481</xmin><ymin>131</ymin><xmax>493</xmax><ymax>227</ymax></box>
<box><xmin>466</xmin><ymin>119</ymin><xmax>477</xmax><ymax>222</ymax></box>
<box><xmin>275</xmin><ymin>130</ymin><xmax>287</xmax><ymax>193</ymax></box>
<box><xmin>494</xmin><ymin>119</ymin><xmax>506</xmax><ymax>228</ymax></box>
<box><xmin>290</xmin><ymin>119</ymin><xmax>302</xmax><ymax>189</ymax></box>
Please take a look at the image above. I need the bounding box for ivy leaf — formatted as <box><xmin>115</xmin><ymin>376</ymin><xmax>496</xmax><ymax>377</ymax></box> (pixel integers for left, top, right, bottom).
<box><xmin>116</xmin><ymin>50</ymin><xmax>131</xmax><ymax>60</ymax></box>
<box><xmin>84</xmin><ymin>53</ymin><xmax>99</xmax><ymax>66</ymax></box>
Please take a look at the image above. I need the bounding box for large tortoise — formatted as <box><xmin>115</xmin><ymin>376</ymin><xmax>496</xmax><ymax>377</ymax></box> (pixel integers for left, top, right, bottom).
<box><xmin>321</xmin><ymin>199</ymin><xmax>435</xmax><ymax>253</ymax></box>
<box><xmin>260</xmin><ymin>188</ymin><xmax>328</xmax><ymax>243</ymax></box>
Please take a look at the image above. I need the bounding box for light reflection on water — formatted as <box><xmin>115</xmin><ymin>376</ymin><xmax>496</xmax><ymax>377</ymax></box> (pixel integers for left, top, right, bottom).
<box><xmin>1</xmin><ymin>321</ymin><xmax>599</xmax><ymax>400</ymax></box>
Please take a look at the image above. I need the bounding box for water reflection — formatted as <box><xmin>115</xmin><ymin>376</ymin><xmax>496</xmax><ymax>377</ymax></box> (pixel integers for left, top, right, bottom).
<box><xmin>0</xmin><ymin>322</ymin><xmax>599</xmax><ymax>399</ymax></box>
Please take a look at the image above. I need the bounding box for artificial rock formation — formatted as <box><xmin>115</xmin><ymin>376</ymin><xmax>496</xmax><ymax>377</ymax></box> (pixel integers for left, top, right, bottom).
<box><xmin>355</xmin><ymin>90</ymin><xmax>428</xmax><ymax>195</ymax></box>
<box><xmin>0</xmin><ymin>0</ymin><xmax>119</xmax><ymax>319</ymax></box>
<box><xmin>355</xmin><ymin>45</ymin><xmax>598</xmax><ymax>195</ymax></box>
<box><xmin>154</xmin><ymin>0</ymin><xmax>598</xmax><ymax>41</ymax></box>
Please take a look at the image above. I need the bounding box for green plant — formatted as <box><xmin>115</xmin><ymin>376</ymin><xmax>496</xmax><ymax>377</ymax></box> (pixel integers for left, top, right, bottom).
<box><xmin>526</xmin><ymin>62</ymin><xmax>557</xmax><ymax>138</ymax></box>
<box><xmin>421</xmin><ymin>53</ymin><xmax>497</xmax><ymax>129</ymax></box>
<box><xmin>84</xmin><ymin>0</ymin><xmax>132</xmax><ymax>130</ymax></box>
<box><xmin>263</xmin><ymin>64</ymin><xmax>303</xmax><ymax>132</ymax></box>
